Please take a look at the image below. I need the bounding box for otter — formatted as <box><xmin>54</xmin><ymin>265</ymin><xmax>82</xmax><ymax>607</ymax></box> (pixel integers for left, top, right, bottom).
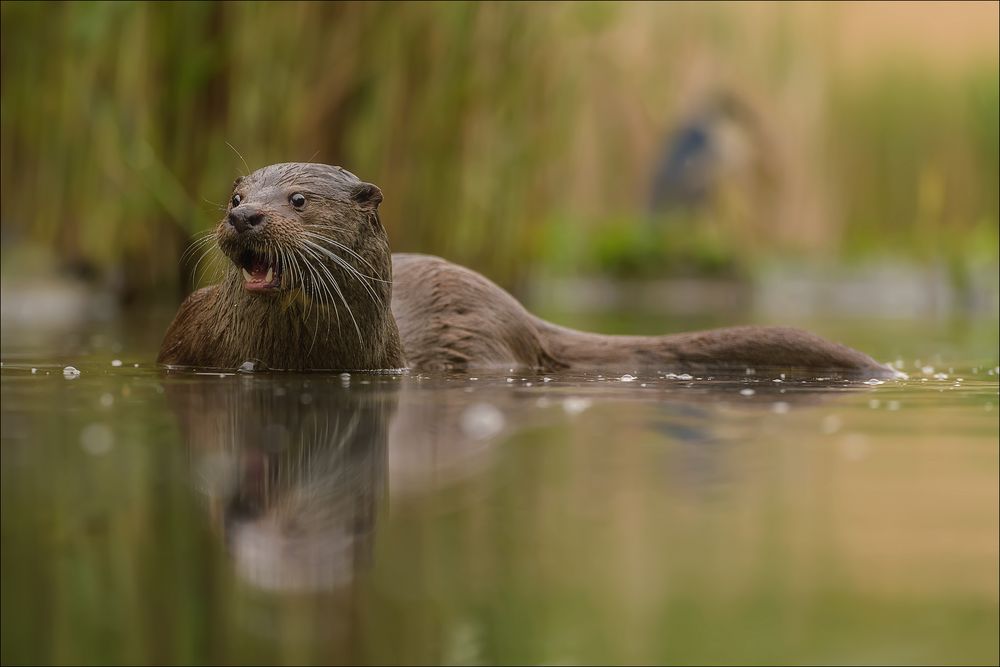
<box><xmin>158</xmin><ymin>163</ymin><xmax>893</xmax><ymax>376</ymax></box>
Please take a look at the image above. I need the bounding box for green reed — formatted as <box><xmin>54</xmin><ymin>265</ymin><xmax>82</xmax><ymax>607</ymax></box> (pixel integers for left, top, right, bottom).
<box><xmin>1</xmin><ymin>2</ymin><xmax>996</xmax><ymax>295</ymax></box>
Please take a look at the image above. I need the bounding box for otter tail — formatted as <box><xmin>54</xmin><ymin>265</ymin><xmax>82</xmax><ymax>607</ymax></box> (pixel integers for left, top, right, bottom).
<box><xmin>533</xmin><ymin>319</ymin><xmax>897</xmax><ymax>378</ymax></box>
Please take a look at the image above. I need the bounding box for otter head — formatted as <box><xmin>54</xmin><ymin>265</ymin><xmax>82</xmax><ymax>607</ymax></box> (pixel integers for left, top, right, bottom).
<box><xmin>216</xmin><ymin>163</ymin><xmax>389</xmax><ymax>304</ymax></box>
<box><xmin>159</xmin><ymin>163</ymin><xmax>403</xmax><ymax>369</ymax></box>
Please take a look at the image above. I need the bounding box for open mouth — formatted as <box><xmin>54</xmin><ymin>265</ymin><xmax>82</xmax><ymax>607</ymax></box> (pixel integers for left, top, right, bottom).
<box><xmin>238</xmin><ymin>250</ymin><xmax>282</xmax><ymax>292</ymax></box>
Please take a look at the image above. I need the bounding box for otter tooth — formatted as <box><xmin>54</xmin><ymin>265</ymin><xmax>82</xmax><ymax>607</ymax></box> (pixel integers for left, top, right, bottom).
<box><xmin>266</xmin><ymin>267</ymin><xmax>273</xmax><ymax>283</ymax></box>
<box><xmin>242</xmin><ymin>268</ymin><xmax>252</xmax><ymax>281</ymax></box>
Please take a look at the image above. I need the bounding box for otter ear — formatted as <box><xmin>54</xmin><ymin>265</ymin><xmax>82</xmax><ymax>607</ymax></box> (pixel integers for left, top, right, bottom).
<box><xmin>350</xmin><ymin>182</ymin><xmax>383</xmax><ymax>211</ymax></box>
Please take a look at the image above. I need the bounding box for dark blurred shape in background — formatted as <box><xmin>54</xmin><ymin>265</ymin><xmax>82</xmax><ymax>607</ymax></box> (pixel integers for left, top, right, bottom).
<box><xmin>1</xmin><ymin>1</ymin><xmax>997</xmax><ymax>313</ymax></box>
<box><xmin>649</xmin><ymin>90</ymin><xmax>774</xmax><ymax>216</ymax></box>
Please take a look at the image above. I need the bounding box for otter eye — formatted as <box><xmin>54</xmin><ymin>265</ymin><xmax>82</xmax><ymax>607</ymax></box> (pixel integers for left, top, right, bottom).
<box><xmin>231</xmin><ymin>194</ymin><xmax>241</xmax><ymax>208</ymax></box>
<box><xmin>290</xmin><ymin>193</ymin><xmax>306</xmax><ymax>208</ymax></box>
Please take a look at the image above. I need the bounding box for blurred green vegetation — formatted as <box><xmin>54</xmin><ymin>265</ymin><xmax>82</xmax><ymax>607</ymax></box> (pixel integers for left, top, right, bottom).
<box><xmin>830</xmin><ymin>65</ymin><xmax>1000</xmax><ymax>264</ymax></box>
<box><xmin>0</xmin><ymin>1</ymin><xmax>997</xmax><ymax>297</ymax></box>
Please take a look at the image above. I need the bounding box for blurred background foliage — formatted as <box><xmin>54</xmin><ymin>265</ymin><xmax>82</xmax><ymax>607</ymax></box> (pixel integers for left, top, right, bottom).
<box><xmin>1</xmin><ymin>1</ymin><xmax>997</xmax><ymax>300</ymax></box>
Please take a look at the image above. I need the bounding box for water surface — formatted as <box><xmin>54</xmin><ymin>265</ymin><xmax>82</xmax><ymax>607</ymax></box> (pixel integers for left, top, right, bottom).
<box><xmin>1</xmin><ymin>311</ymin><xmax>998</xmax><ymax>665</ymax></box>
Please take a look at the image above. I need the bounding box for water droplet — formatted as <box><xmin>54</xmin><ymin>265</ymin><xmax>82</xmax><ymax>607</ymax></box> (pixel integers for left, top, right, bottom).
<box><xmin>821</xmin><ymin>415</ymin><xmax>843</xmax><ymax>435</ymax></box>
<box><xmin>110</xmin><ymin>359</ymin><xmax>123</xmax><ymax>367</ymax></box>
<box><xmin>921</xmin><ymin>366</ymin><xmax>935</xmax><ymax>375</ymax></box>
<box><xmin>840</xmin><ymin>434</ymin><xmax>870</xmax><ymax>461</ymax></box>
<box><xmin>676</xmin><ymin>373</ymin><xmax>693</xmax><ymax>380</ymax></box>
<box><xmin>542</xmin><ymin>377</ymin><xmax>553</xmax><ymax>383</ymax></box>
<box><xmin>562</xmin><ymin>397</ymin><xmax>592</xmax><ymax>415</ymax></box>
<box><xmin>933</xmin><ymin>373</ymin><xmax>948</xmax><ymax>380</ymax></box>
<box><xmin>80</xmin><ymin>423</ymin><xmax>114</xmax><ymax>456</ymax></box>
<box><xmin>739</xmin><ymin>388</ymin><xmax>755</xmax><ymax>396</ymax></box>
<box><xmin>30</xmin><ymin>368</ymin><xmax>37</xmax><ymax>374</ymax></box>
<box><xmin>460</xmin><ymin>403</ymin><xmax>505</xmax><ymax>440</ymax></box>
<box><xmin>63</xmin><ymin>366</ymin><xmax>80</xmax><ymax>378</ymax></box>
<box><xmin>506</xmin><ymin>378</ymin><xmax>514</xmax><ymax>383</ymax></box>
<box><xmin>133</xmin><ymin>363</ymin><xmax>140</xmax><ymax>368</ymax></box>
<box><xmin>620</xmin><ymin>374</ymin><xmax>636</xmax><ymax>382</ymax></box>
<box><xmin>864</xmin><ymin>378</ymin><xmax>884</xmax><ymax>385</ymax></box>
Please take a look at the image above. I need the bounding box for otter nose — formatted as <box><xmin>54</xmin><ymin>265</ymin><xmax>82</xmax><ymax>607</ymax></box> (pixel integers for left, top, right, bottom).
<box><xmin>228</xmin><ymin>206</ymin><xmax>265</xmax><ymax>233</ymax></box>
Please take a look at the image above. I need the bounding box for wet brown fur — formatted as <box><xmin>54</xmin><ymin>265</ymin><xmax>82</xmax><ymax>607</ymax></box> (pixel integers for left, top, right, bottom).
<box><xmin>159</xmin><ymin>163</ymin><xmax>892</xmax><ymax>377</ymax></box>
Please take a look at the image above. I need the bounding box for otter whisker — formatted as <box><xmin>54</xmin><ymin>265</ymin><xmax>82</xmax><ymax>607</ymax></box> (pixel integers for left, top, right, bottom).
<box><xmin>298</xmin><ymin>234</ymin><xmax>389</xmax><ymax>310</ymax></box>
<box><xmin>204</xmin><ymin>252</ymin><xmax>226</xmax><ymax>285</ymax></box>
<box><xmin>299</xmin><ymin>245</ymin><xmax>345</xmax><ymax>313</ymax></box>
<box><xmin>306</xmin><ymin>297</ymin><xmax>322</xmax><ymax>357</ymax></box>
<box><xmin>190</xmin><ymin>245</ymin><xmax>224</xmax><ymax>286</ymax></box>
<box><xmin>298</xmin><ymin>244</ymin><xmax>363</xmax><ymax>345</ymax></box>
<box><xmin>181</xmin><ymin>242</ymin><xmax>215</xmax><ymax>273</ymax></box>
<box><xmin>291</xmin><ymin>251</ymin><xmax>317</xmax><ymax>319</ymax></box>
<box><xmin>299</xmin><ymin>238</ymin><xmax>385</xmax><ymax>309</ymax></box>
<box><xmin>200</xmin><ymin>197</ymin><xmax>227</xmax><ymax>213</ymax></box>
<box><xmin>274</xmin><ymin>245</ymin><xmax>299</xmax><ymax>306</ymax></box>
<box><xmin>279</xmin><ymin>246</ymin><xmax>295</xmax><ymax>294</ymax></box>
<box><xmin>180</xmin><ymin>231</ymin><xmax>220</xmax><ymax>264</ymax></box>
<box><xmin>285</xmin><ymin>246</ymin><xmax>324</xmax><ymax>356</ymax></box>
<box><xmin>299</xmin><ymin>229</ymin><xmax>385</xmax><ymax>274</ymax></box>
<box><xmin>225</xmin><ymin>141</ymin><xmax>251</xmax><ymax>178</ymax></box>
<box><xmin>296</xmin><ymin>246</ymin><xmax>341</xmax><ymax>333</ymax></box>
<box><xmin>297</xmin><ymin>248</ymin><xmax>330</xmax><ymax>310</ymax></box>
<box><xmin>299</xmin><ymin>229</ymin><xmax>390</xmax><ymax>282</ymax></box>
<box><xmin>293</xmin><ymin>251</ymin><xmax>323</xmax><ymax>331</ymax></box>
<box><xmin>303</xmin><ymin>241</ymin><xmax>381</xmax><ymax>305</ymax></box>
<box><xmin>308</xmin><ymin>251</ymin><xmax>343</xmax><ymax>336</ymax></box>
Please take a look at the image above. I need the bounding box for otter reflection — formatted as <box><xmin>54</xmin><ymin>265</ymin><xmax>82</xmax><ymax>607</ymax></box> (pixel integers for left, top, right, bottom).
<box><xmin>166</xmin><ymin>370</ymin><xmax>877</xmax><ymax>592</ymax></box>
<box><xmin>166</xmin><ymin>374</ymin><xmax>396</xmax><ymax>592</ymax></box>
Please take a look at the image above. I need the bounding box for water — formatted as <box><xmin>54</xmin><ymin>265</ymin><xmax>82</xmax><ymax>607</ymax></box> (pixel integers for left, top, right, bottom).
<box><xmin>1</xmin><ymin>310</ymin><xmax>998</xmax><ymax>665</ymax></box>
